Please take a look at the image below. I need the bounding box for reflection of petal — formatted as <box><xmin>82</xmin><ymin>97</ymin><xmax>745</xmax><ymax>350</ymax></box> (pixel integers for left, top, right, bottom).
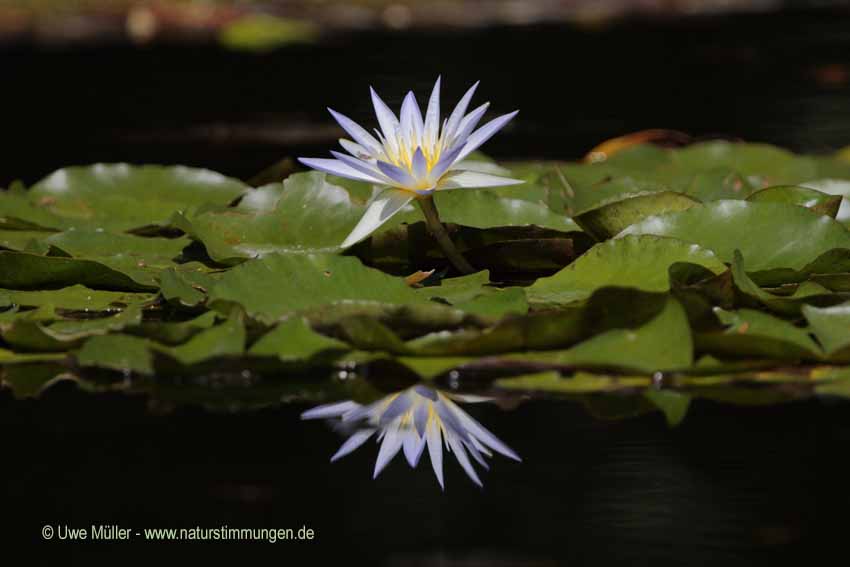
<box><xmin>446</xmin><ymin>433</ymin><xmax>483</xmax><ymax>488</ymax></box>
<box><xmin>331</xmin><ymin>428</ymin><xmax>375</xmax><ymax>462</ymax></box>
<box><xmin>373</xmin><ymin>420</ymin><xmax>404</xmax><ymax>478</ymax></box>
<box><xmin>444</xmin><ymin>397</ymin><xmax>522</xmax><ymax>462</ymax></box>
<box><xmin>304</xmin><ymin>385</ymin><xmax>520</xmax><ymax>489</ymax></box>
<box><xmin>301</xmin><ymin>400</ymin><xmax>360</xmax><ymax>420</ymax></box>
<box><xmin>426</xmin><ymin>416</ymin><xmax>445</xmax><ymax>489</ymax></box>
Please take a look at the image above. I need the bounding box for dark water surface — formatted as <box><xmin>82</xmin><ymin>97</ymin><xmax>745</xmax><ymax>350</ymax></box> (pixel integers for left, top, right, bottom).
<box><xmin>4</xmin><ymin>6</ymin><xmax>850</xmax><ymax>565</ymax></box>
<box><xmin>3</xmin><ymin>384</ymin><xmax>850</xmax><ymax>565</ymax></box>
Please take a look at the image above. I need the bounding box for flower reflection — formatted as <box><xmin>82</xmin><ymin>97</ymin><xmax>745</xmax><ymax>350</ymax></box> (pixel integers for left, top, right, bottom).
<box><xmin>301</xmin><ymin>385</ymin><xmax>520</xmax><ymax>489</ymax></box>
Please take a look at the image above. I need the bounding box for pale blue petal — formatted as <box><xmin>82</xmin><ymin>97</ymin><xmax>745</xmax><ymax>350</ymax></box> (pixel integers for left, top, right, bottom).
<box><xmin>329</xmin><ymin>151</ymin><xmax>386</xmax><ymax>181</ymax></box>
<box><xmin>327</xmin><ymin>108</ymin><xmax>382</xmax><ymax>156</ymax></box>
<box><xmin>411</xmin><ymin>147</ymin><xmax>428</xmax><ymax>180</ymax></box>
<box><xmin>370</xmin><ymin>86</ymin><xmax>400</xmax><ymax>155</ymax></box>
<box><xmin>446</xmin><ymin>432</ymin><xmax>483</xmax><ymax>487</ymax></box>
<box><xmin>423</xmin><ymin>76</ymin><xmax>441</xmax><ymax>150</ymax></box>
<box><xmin>449</xmin><ymin>102</ymin><xmax>489</xmax><ymax>148</ymax></box>
<box><xmin>464</xmin><ymin>438</ymin><xmax>490</xmax><ymax>470</ymax></box>
<box><xmin>444</xmin><ymin>397</ymin><xmax>521</xmax><ymax>461</ymax></box>
<box><xmin>427</xmin><ymin>143</ymin><xmax>466</xmax><ymax>182</ymax></box>
<box><xmin>301</xmin><ymin>400</ymin><xmax>360</xmax><ymax>420</ymax></box>
<box><xmin>402</xmin><ymin>428</ymin><xmax>422</xmax><ymax>467</ymax></box>
<box><xmin>457</xmin><ymin>110</ymin><xmax>519</xmax><ymax>161</ymax></box>
<box><xmin>379</xmin><ymin>392</ymin><xmax>414</xmax><ymax>426</ymax></box>
<box><xmin>298</xmin><ymin>157</ymin><xmax>383</xmax><ymax>184</ymax></box>
<box><xmin>413</xmin><ymin>403</ymin><xmax>429</xmax><ymax>437</ymax></box>
<box><xmin>413</xmin><ymin>385</ymin><xmax>438</xmax><ymax>400</ymax></box>
<box><xmin>340</xmin><ymin>188</ymin><xmax>414</xmax><ymax>248</ymax></box>
<box><xmin>376</xmin><ymin>160</ymin><xmax>418</xmax><ymax>189</ymax></box>
<box><xmin>437</xmin><ymin>171</ymin><xmax>524</xmax><ymax>191</ymax></box>
<box><xmin>426</xmin><ymin>418</ymin><xmax>445</xmax><ymax>489</ymax></box>
<box><xmin>400</xmin><ymin>91</ymin><xmax>423</xmax><ymax>148</ymax></box>
<box><xmin>339</xmin><ymin>138</ymin><xmax>374</xmax><ymax>161</ymax></box>
<box><xmin>373</xmin><ymin>421</ymin><xmax>403</xmax><ymax>478</ymax></box>
<box><xmin>330</xmin><ymin>428</ymin><xmax>375</xmax><ymax>462</ymax></box>
<box><xmin>443</xmin><ymin>80</ymin><xmax>479</xmax><ymax>143</ymax></box>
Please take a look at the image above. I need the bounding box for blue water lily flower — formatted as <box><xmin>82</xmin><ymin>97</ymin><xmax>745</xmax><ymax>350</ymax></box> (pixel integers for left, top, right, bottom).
<box><xmin>298</xmin><ymin>78</ymin><xmax>522</xmax><ymax>248</ymax></box>
<box><xmin>301</xmin><ymin>385</ymin><xmax>521</xmax><ymax>489</ymax></box>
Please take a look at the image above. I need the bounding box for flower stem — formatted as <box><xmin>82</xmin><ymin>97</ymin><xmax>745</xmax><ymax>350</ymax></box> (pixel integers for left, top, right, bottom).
<box><xmin>417</xmin><ymin>196</ymin><xmax>475</xmax><ymax>275</ymax></box>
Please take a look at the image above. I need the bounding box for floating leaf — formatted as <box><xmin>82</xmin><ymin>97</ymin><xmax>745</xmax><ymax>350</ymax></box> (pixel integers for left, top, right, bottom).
<box><xmin>746</xmin><ymin>185</ymin><xmax>841</xmax><ymax>217</ymax></box>
<box><xmin>249</xmin><ymin>317</ymin><xmax>348</xmax><ymax>361</ymax></box>
<box><xmin>527</xmin><ymin>235</ymin><xmax>725</xmax><ymax>308</ymax></box>
<box><xmin>621</xmin><ymin>201</ymin><xmax>850</xmax><ymax>271</ymax></box>
<box><xmin>29</xmin><ymin>164</ymin><xmax>247</xmax><ymax>232</ymax></box>
<box><xmin>573</xmin><ymin>191</ymin><xmax>700</xmax><ymax>240</ymax></box>
<box><xmin>208</xmin><ymin>253</ymin><xmax>426</xmax><ymax>323</ymax></box>
<box><xmin>696</xmin><ymin>307</ymin><xmax>822</xmax><ymax>360</ymax></box>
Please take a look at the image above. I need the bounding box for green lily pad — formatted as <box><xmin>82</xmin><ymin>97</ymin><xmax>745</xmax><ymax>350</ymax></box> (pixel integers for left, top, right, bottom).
<box><xmin>505</xmin><ymin>296</ymin><xmax>693</xmax><ymax>373</ymax></box>
<box><xmin>249</xmin><ymin>317</ymin><xmax>349</xmax><ymax>361</ymax></box>
<box><xmin>696</xmin><ymin>307</ymin><xmax>821</xmax><ymax>360</ymax></box>
<box><xmin>803</xmin><ymin>302</ymin><xmax>850</xmax><ymax>360</ymax></box>
<box><xmin>76</xmin><ymin>334</ymin><xmax>155</xmax><ymax>375</ymax></box>
<box><xmin>621</xmin><ymin>201</ymin><xmax>850</xmax><ymax>271</ymax></box>
<box><xmin>1</xmin><ymin>305</ymin><xmax>143</xmax><ymax>352</ymax></box>
<box><xmin>29</xmin><ymin>164</ymin><xmax>247</xmax><ymax>232</ymax></box>
<box><xmin>746</xmin><ymin>185</ymin><xmax>842</xmax><ymax>218</ymax></box>
<box><xmin>208</xmin><ymin>253</ymin><xmax>427</xmax><ymax>323</ymax></box>
<box><xmin>573</xmin><ymin>191</ymin><xmax>700</xmax><ymax>240</ymax></box>
<box><xmin>527</xmin><ymin>235</ymin><xmax>726</xmax><ymax>308</ymax></box>
<box><xmin>0</xmin><ymin>251</ymin><xmax>154</xmax><ymax>291</ymax></box>
<box><xmin>0</xmin><ymin>285</ymin><xmax>156</xmax><ymax>311</ymax></box>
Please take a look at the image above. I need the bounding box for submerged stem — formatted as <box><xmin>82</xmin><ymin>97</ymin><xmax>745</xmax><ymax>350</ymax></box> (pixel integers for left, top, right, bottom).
<box><xmin>417</xmin><ymin>196</ymin><xmax>475</xmax><ymax>275</ymax></box>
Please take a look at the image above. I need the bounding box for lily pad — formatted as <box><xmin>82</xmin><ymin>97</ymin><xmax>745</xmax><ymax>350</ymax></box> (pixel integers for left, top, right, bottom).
<box><xmin>746</xmin><ymin>185</ymin><xmax>842</xmax><ymax>218</ymax></box>
<box><xmin>573</xmin><ymin>191</ymin><xmax>700</xmax><ymax>240</ymax></box>
<box><xmin>29</xmin><ymin>164</ymin><xmax>247</xmax><ymax>232</ymax></box>
<box><xmin>621</xmin><ymin>201</ymin><xmax>850</xmax><ymax>271</ymax></box>
<box><xmin>695</xmin><ymin>307</ymin><xmax>822</xmax><ymax>360</ymax></box>
<box><xmin>208</xmin><ymin>253</ymin><xmax>427</xmax><ymax>323</ymax></box>
<box><xmin>527</xmin><ymin>235</ymin><xmax>726</xmax><ymax>308</ymax></box>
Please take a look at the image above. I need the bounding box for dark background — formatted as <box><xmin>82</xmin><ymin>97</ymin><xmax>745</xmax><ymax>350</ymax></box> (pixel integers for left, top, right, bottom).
<box><xmin>4</xmin><ymin>4</ymin><xmax>850</xmax><ymax>565</ymax></box>
<box><xmin>4</xmin><ymin>8</ymin><xmax>850</xmax><ymax>187</ymax></box>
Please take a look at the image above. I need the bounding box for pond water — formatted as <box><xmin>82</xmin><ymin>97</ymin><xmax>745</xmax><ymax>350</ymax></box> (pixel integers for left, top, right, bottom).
<box><xmin>4</xmin><ymin>7</ymin><xmax>850</xmax><ymax>565</ymax></box>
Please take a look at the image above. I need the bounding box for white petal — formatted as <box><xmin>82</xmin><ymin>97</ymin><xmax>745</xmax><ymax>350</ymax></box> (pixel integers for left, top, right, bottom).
<box><xmin>456</xmin><ymin>110</ymin><xmax>519</xmax><ymax>161</ymax></box>
<box><xmin>427</xmin><ymin>143</ymin><xmax>466</xmax><ymax>182</ymax></box>
<box><xmin>437</xmin><ymin>171</ymin><xmax>524</xmax><ymax>191</ymax></box>
<box><xmin>339</xmin><ymin>138</ymin><xmax>375</xmax><ymax>161</ymax></box>
<box><xmin>400</xmin><ymin>91</ymin><xmax>424</xmax><ymax>149</ymax></box>
<box><xmin>330</xmin><ymin>429</ymin><xmax>375</xmax><ymax>462</ymax></box>
<box><xmin>301</xmin><ymin>400</ymin><xmax>360</xmax><ymax>420</ymax></box>
<box><xmin>328</xmin><ymin>108</ymin><xmax>383</xmax><ymax>156</ymax></box>
<box><xmin>411</xmin><ymin>147</ymin><xmax>428</xmax><ymax>180</ymax></box>
<box><xmin>444</xmin><ymin>397</ymin><xmax>521</xmax><ymax>462</ymax></box>
<box><xmin>423</xmin><ymin>76</ymin><xmax>441</xmax><ymax>151</ymax></box>
<box><xmin>330</xmin><ymin>151</ymin><xmax>386</xmax><ymax>181</ymax></box>
<box><xmin>379</xmin><ymin>392</ymin><xmax>414</xmax><ymax>426</ymax></box>
<box><xmin>373</xmin><ymin>421</ymin><xmax>403</xmax><ymax>478</ymax></box>
<box><xmin>298</xmin><ymin>158</ymin><xmax>383</xmax><ymax>184</ymax></box>
<box><xmin>426</xmin><ymin>418</ymin><xmax>445</xmax><ymax>489</ymax></box>
<box><xmin>402</xmin><ymin>428</ymin><xmax>423</xmax><ymax>467</ymax></box>
<box><xmin>443</xmin><ymin>81</ymin><xmax>479</xmax><ymax>143</ymax></box>
<box><xmin>376</xmin><ymin>160</ymin><xmax>419</xmax><ymax>189</ymax></box>
<box><xmin>449</xmin><ymin>102</ymin><xmax>489</xmax><ymax>148</ymax></box>
<box><xmin>449</xmin><ymin>160</ymin><xmax>512</xmax><ymax>175</ymax></box>
<box><xmin>446</xmin><ymin>432</ymin><xmax>483</xmax><ymax>487</ymax></box>
<box><xmin>340</xmin><ymin>188</ymin><xmax>414</xmax><ymax>248</ymax></box>
<box><xmin>370</xmin><ymin>87</ymin><xmax>400</xmax><ymax>156</ymax></box>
